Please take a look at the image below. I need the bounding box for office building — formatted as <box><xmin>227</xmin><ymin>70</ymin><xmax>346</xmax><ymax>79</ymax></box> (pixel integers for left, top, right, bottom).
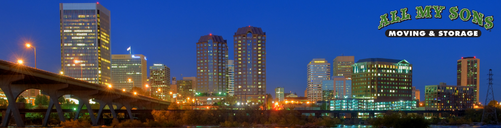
<box><xmin>177</xmin><ymin>80</ymin><xmax>193</xmax><ymax>96</ymax></box>
<box><xmin>425</xmin><ymin>82</ymin><xmax>474</xmax><ymax>110</ymax></box>
<box><xmin>150</xmin><ymin>64</ymin><xmax>170</xmax><ymax>101</ymax></box>
<box><xmin>234</xmin><ymin>26</ymin><xmax>267</xmax><ymax>103</ymax></box>
<box><xmin>333</xmin><ymin>56</ymin><xmax>354</xmax><ymax>78</ymax></box>
<box><xmin>412</xmin><ymin>86</ymin><xmax>420</xmax><ymax>101</ymax></box>
<box><xmin>333</xmin><ymin>76</ymin><xmax>352</xmax><ymax>99</ymax></box>
<box><xmin>183</xmin><ymin>77</ymin><xmax>197</xmax><ymax>93</ymax></box>
<box><xmin>275</xmin><ymin>87</ymin><xmax>284</xmax><ymax>102</ymax></box>
<box><xmin>322</xmin><ymin>80</ymin><xmax>335</xmax><ymax>100</ymax></box>
<box><xmin>196</xmin><ymin>34</ymin><xmax>228</xmax><ymax>94</ymax></box>
<box><xmin>307</xmin><ymin>58</ymin><xmax>331</xmax><ymax>102</ymax></box>
<box><xmin>60</xmin><ymin>3</ymin><xmax>111</xmax><ymax>85</ymax></box>
<box><xmin>352</xmin><ymin>58</ymin><xmax>412</xmax><ymax>102</ymax></box>
<box><xmin>111</xmin><ymin>54</ymin><xmax>147</xmax><ymax>91</ymax></box>
<box><xmin>227</xmin><ymin>60</ymin><xmax>235</xmax><ymax>96</ymax></box>
<box><xmin>457</xmin><ymin>57</ymin><xmax>480</xmax><ymax>103</ymax></box>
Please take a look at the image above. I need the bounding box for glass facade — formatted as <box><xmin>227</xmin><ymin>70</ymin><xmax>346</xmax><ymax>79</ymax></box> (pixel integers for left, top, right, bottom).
<box><xmin>60</xmin><ymin>3</ymin><xmax>111</xmax><ymax>85</ymax></box>
<box><xmin>111</xmin><ymin>54</ymin><xmax>147</xmax><ymax>91</ymax></box>
<box><xmin>150</xmin><ymin>64</ymin><xmax>170</xmax><ymax>101</ymax></box>
<box><xmin>227</xmin><ymin>60</ymin><xmax>235</xmax><ymax>96</ymax></box>
<box><xmin>333</xmin><ymin>76</ymin><xmax>352</xmax><ymax>99</ymax></box>
<box><xmin>275</xmin><ymin>87</ymin><xmax>284</xmax><ymax>102</ymax></box>
<box><xmin>329</xmin><ymin>98</ymin><xmax>417</xmax><ymax>111</ymax></box>
<box><xmin>307</xmin><ymin>58</ymin><xmax>330</xmax><ymax>102</ymax></box>
<box><xmin>352</xmin><ymin>58</ymin><xmax>412</xmax><ymax>102</ymax></box>
<box><xmin>322</xmin><ymin>80</ymin><xmax>334</xmax><ymax>100</ymax></box>
<box><xmin>233</xmin><ymin>26</ymin><xmax>267</xmax><ymax>103</ymax></box>
<box><xmin>196</xmin><ymin>35</ymin><xmax>228</xmax><ymax>94</ymax></box>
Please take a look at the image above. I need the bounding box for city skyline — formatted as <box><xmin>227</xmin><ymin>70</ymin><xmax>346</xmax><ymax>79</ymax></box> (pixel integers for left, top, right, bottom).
<box><xmin>1</xmin><ymin>0</ymin><xmax>501</xmax><ymax>102</ymax></box>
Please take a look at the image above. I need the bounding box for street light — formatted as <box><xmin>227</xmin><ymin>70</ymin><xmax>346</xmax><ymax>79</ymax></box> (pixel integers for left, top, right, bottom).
<box><xmin>133</xmin><ymin>92</ymin><xmax>137</xmax><ymax>95</ymax></box>
<box><xmin>25</xmin><ymin>43</ymin><xmax>36</xmax><ymax>68</ymax></box>
<box><xmin>17</xmin><ymin>59</ymin><xmax>23</xmax><ymax>65</ymax></box>
<box><xmin>107</xmin><ymin>84</ymin><xmax>112</xmax><ymax>88</ymax></box>
<box><xmin>122</xmin><ymin>88</ymin><xmax>126</xmax><ymax>92</ymax></box>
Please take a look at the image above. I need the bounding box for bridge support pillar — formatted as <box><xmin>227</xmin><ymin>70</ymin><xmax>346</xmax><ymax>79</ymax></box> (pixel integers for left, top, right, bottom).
<box><xmin>93</xmin><ymin>95</ymin><xmax>120</xmax><ymax>126</ymax></box>
<box><xmin>0</xmin><ymin>75</ymin><xmax>25</xmax><ymax>127</ymax></box>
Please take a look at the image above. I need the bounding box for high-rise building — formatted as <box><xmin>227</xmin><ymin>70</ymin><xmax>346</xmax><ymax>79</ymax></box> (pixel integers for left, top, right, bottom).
<box><xmin>196</xmin><ymin>34</ymin><xmax>228</xmax><ymax>94</ymax></box>
<box><xmin>233</xmin><ymin>26</ymin><xmax>267</xmax><ymax>103</ymax></box>
<box><xmin>425</xmin><ymin>82</ymin><xmax>474</xmax><ymax>110</ymax></box>
<box><xmin>111</xmin><ymin>54</ymin><xmax>147</xmax><ymax>91</ymax></box>
<box><xmin>352</xmin><ymin>58</ymin><xmax>412</xmax><ymax>102</ymax></box>
<box><xmin>412</xmin><ymin>86</ymin><xmax>420</xmax><ymax>101</ymax></box>
<box><xmin>332</xmin><ymin>76</ymin><xmax>352</xmax><ymax>99</ymax></box>
<box><xmin>150</xmin><ymin>64</ymin><xmax>170</xmax><ymax>101</ymax></box>
<box><xmin>60</xmin><ymin>3</ymin><xmax>111</xmax><ymax>85</ymax></box>
<box><xmin>227</xmin><ymin>60</ymin><xmax>235</xmax><ymax>96</ymax></box>
<box><xmin>333</xmin><ymin>56</ymin><xmax>354</xmax><ymax>78</ymax></box>
<box><xmin>457</xmin><ymin>57</ymin><xmax>480</xmax><ymax>103</ymax></box>
<box><xmin>321</xmin><ymin>80</ymin><xmax>334</xmax><ymax>100</ymax></box>
<box><xmin>307</xmin><ymin>58</ymin><xmax>331</xmax><ymax>102</ymax></box>
<box><xmin>275</xmin><ymin>87</ymin><xmax>284</xmax><ymax>102</ymax></box>
<box><xmin>183</xmin><ymin>77</ymin><xmax>197</xmax><ymax>94</ymax></box>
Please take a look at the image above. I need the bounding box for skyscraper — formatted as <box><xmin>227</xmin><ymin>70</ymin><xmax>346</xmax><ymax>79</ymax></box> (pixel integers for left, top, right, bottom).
<box><xmin>227</xmin><ymin>60</ymin><xmax>235</xmax><ymax>96</ymax></box>
<box><xmin>275</xmin><ymin>87</ymin><xmax>284</xmax><ymax>102</ymax></box>
<box><xmin>60</xmin><ymin>3</ymin><xmax>111</xmax><ymax>85</ymax></box>
<box><xmin>111</xmin><ymin>54</ymin><xmax>147</xmax><ymax>91</ymax></box>
<box><xmin>457</xmin><ymin>57</ymin><xmax>480</xmax><ymax>103</ymax></box>
<box><xmin>352</xmin><ymin>58</ymin><xmax>412</xmax><ymax>102</ymax></box>
<box><xmin>332</xmin><ymin>76</ymin><xmax>352</xmax><ymax>99</ymax></box>
<box><xmin>196</xmin><ymin>34</ymin><xmax>228</xmax><ymax>94</ymax></box>
<box><xmin>333</xmin><ymin>56</ymin><xmax>354</xmax><ymax>78</ymax></box>
<box><xmin>150</xmin><ymin>64</ymin><xmax>170</xmax><ymax>101</ymax></box>
<box><xmin>307</xmin><ymin>58</ymin><xmax>331</xmax><ymax>102</ymax></box>
<box><xmin>233</xmin><ymin>26</ymin><xmax>267</xmax><ymax>103</ymax></box>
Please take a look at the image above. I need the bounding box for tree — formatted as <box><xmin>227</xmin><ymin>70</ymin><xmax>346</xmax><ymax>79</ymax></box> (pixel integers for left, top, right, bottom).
<box><xmin>0</xmin><ymin>98</ymin><xmax>7</xmax><ymax>108</ymax></box>
<box><xmin>168</xmin><ymin>103</ymin><xmax>178</xmax><ymax>110</ymax></box>
<box><xmin>17</xmin><ymin>95</ymin><xmax>27</xmax><ymax>103</ymax></box>
<box><xmin>35</xmin><ymin>95</ymin><xmax>49</xmax><ymax>105</ymax></box>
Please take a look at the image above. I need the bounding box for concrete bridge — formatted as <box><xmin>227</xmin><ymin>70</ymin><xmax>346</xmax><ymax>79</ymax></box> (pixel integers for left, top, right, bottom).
<box><xmin>0</xmin><ymin>59</ymin><xmax>170</xmax><ymax>126</ymax></box>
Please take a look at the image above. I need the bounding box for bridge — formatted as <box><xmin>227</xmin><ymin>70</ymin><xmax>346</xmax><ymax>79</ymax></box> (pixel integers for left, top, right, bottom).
<box><xmin>0</xmin><ymin>59</ymin><xmax>170</xmax><ymax>126</ymax></box>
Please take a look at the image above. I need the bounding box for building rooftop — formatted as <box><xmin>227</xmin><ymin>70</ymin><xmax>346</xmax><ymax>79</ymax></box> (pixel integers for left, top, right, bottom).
<box><xmin>198</xmin><ymin>34</ymin><xmax>226</xmax><ymax>43</ymax></box>
<box><xmin>235</xmin><ymin>26</ymin><xmax>265</xmax><ymax>35</ymax></box>
<box><xmin>356</xmin><ymin>58</ymin><xmax>403</xmax><ymax>63</ymax></box>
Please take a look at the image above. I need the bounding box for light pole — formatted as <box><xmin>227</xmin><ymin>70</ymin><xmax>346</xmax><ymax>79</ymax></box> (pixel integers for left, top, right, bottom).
<box><xmin>74</xmin><ymin>60</ymin><xmax>82</xmax><ymax>79</ymax></box>
<box><xmin>25</xmin><ymin>43</ymin><xmax>36</xmax><ymax>68</ymax></box>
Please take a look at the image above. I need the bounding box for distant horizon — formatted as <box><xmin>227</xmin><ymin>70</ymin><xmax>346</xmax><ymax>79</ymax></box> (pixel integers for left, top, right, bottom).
<box><xmin>0</xmin><ymin>0</ymin><xmax>500</xmax><ymax>103</ymax></box>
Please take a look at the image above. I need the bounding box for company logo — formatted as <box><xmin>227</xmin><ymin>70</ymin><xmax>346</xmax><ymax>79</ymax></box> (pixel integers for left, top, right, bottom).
<box><xmin>378</xmin><ymin>6</ymin><xmax>494</xmax><ymax>37</ymax></box>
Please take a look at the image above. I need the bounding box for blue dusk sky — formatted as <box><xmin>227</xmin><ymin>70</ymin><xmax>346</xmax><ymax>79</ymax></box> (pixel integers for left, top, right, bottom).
<box><xmin>0</xmin><ymin>0</ymin><xmax>499</xmax><ymax>102</ymax></box>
